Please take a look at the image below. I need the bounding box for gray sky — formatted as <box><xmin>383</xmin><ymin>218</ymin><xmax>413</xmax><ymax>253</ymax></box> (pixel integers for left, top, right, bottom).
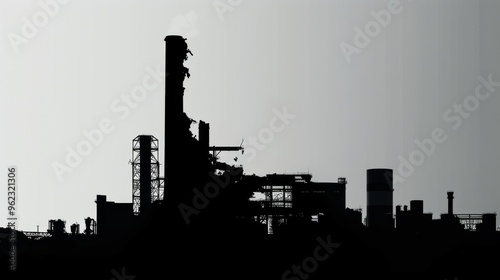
<box><xmin>1</xmin><ymin>0</ymin><xmax>500</xmax><ymax>231</ymax></box>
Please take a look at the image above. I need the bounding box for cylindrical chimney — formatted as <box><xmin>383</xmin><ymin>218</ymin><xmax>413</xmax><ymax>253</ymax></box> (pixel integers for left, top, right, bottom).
<box><xmin>164</xmin><ymin>35</ymin><xmax>192</xmax><ymax>196</ymax></box>
<box><xmin>367</xmin><ymin>168</ymin><xmax>394</xmax><ymax>229</ymax></box>
<box><xmin>447</xmin><ymin>191</ymin><xmax>454</xmax><ymax>215</ymax></box>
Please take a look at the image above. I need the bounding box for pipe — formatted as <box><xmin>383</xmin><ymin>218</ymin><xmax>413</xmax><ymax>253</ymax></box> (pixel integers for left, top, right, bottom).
<box><xmin>447</xmin><ymin>191</ymin><xmax>454</xmax><ymax>215</ymax></box>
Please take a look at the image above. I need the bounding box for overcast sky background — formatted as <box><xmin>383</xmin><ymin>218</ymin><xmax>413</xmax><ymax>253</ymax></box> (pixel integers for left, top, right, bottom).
<box><xmin>1</xmin><ymin>0</ymin><xmax>500</xmax><ymax>231</ymax></box>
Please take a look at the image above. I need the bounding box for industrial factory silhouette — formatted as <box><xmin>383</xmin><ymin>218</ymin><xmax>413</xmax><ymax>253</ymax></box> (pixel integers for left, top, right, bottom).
<box><xmin>2</xmin><ymin>35</ymin><xmax>500</xmax><ymax>280</ymax></box>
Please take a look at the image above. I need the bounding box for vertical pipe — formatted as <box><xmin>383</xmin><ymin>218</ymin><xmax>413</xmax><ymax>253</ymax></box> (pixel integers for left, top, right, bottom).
<box><xmin>199</xmin><ymin>121</ymin><xmax>210</xmax><ymax>156</ymax></box>
<box><xmin>447</xmin><ymin>191</ymin><xmax>454</xmax><ymax>215</ymax></box>
<box><xmin>139</xmin><ymin>136</ymin><xmax>152</xmax><ymax>213</ymax></box>
<box><xmin>164</xmin><ymin>35</ymin><xmax>190</xmax><ymax>197</ymax></box>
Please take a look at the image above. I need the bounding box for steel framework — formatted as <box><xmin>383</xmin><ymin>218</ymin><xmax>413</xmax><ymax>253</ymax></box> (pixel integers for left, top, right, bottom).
<box><xmin>132</xmin><ymin>135</ymin><xmax>163</xmax><ymax>215</ymax></box>
<box><xmin>158</xmin><ymin>177</ymin><xmax>164</xmax><ymax>201</ymax></box>
<box><xmin>260</xmin><ymin>184</ymin><xmax>294</xmax><ymax>234</ymax></box>
<box><xmin>250</xmin><ymin>174</ymin><xmax>314</xmax><ymax>234</ymax></box>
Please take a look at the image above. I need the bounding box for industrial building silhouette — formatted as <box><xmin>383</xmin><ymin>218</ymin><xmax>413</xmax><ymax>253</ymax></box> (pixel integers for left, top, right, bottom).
<box><xmin>1</xmin><ymin>35</ymin><xmax>500</xmax><ymax>279</ymax></box>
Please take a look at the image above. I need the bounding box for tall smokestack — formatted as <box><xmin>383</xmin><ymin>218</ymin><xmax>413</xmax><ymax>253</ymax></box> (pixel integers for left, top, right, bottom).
<box><xmin>164</xmin><ymin>35</ymin><xmax>192</xmax><ymax>195</ymax></box>
<box><xmin>367</xmin><ymin>168</ymin><xmax>394</xmax><ymax>229</ymax></box>
<box><xmin>447</xmin><ymin>191</ymin><xmax>454</xmax><ymax>215</ymax></box>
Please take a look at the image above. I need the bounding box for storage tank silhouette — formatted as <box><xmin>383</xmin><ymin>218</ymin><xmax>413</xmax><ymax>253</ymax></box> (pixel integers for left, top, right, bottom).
<box><xmin>366</xmin><ymin>168</ymin><xmax>394</xmax><ymax>229</ymax></box>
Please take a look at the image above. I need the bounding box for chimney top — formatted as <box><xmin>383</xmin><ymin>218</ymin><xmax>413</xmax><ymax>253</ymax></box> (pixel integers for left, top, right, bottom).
<box><xmin>164</xmin><ymin>35</ymin><xmax>185</xmax><ymax>41</ymax></box>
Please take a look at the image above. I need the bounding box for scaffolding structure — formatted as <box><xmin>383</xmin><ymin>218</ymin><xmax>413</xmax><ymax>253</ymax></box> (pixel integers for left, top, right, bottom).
<box><xmin>158</xmin><ymin>177</ymin><xmax>165</xmax><ymax>201</ymax></box>
<box><xmin>132</xmin><ymin>135</ymin><xmax>163</xmax><ymax>215</ymax></box>
<box><xmin>253</xmin><ymin>174</ymin><xmax>312</xmax><ymax>234</ymax></box>
<box><xmin>260</xmin><ymin>184</ymin><xmax>293</xmax><ymax>234</ymax></box>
